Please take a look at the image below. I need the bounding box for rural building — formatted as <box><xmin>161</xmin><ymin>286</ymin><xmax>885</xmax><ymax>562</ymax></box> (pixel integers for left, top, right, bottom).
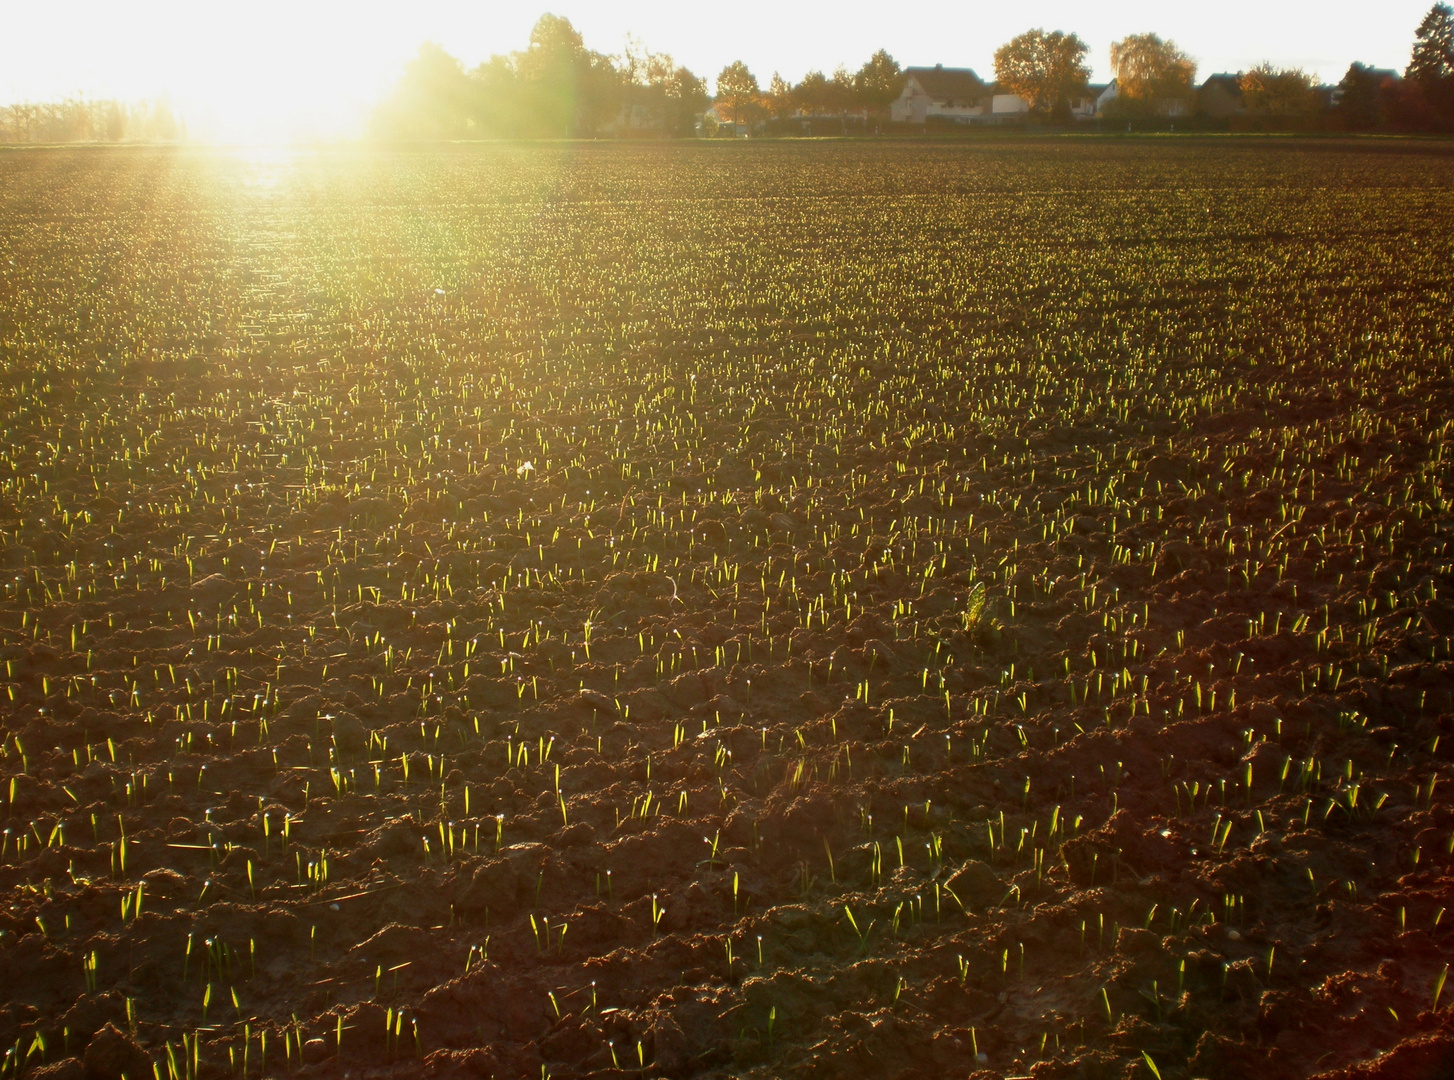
<box><xmin>893</xmin><ymin>65</ymin><xmax>1115</xmax><ymax>123</ymax></box>
<box><xmin>891</xmin><ymin>66</ymin><xmax>994</xmax><ymax>123</ymax></box>
<box><xmin>991</xmin><ymin>93</ymin><xmax>1029</xmax><ymax>118</ymax></box>
<box><xmin>1093</xmin><ymin>78</ymin><xmax>1190</xmax><ymax>117</ymax></box>
<box><xmin>609</xmin><ymin>97</ymin><xmax>658</xmax><ymax>134</ymax></box>
<box><xmin>1198</xmin><ymin>74</ymin><xmax>1245</xmax><ymax>119</ymax></box>
<box><xmin>1073</xmin><ymin>85</ymin><xmax>1110</xmax><ymax>119</ymax></box>
<box><xmin>1094</xmin><ymin>81</ymin><xmax>1120</xmax><ymax>114</ymax></box>
<box><xmin>700</xmin><ymin>101</ymin><xmax>760</xmax><ymax>136</ymax></box>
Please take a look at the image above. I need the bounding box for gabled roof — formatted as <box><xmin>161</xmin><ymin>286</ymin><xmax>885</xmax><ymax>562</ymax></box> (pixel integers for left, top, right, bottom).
<box><xmin>1201</xmin><ymin>73</ymin><xmax>1244</xmax><ymax>97</ymax></box>
<box><xmin>904</xmin><ymin>65</ymin><xmax>988</xmax><ymax>100</ymax></box>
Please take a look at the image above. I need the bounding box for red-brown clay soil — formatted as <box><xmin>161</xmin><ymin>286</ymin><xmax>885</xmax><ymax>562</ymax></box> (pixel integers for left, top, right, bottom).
<box><xmin>0</xmin><ymin>140</ymin><xmax>1452</xmax><ymax>1080</ymax></box>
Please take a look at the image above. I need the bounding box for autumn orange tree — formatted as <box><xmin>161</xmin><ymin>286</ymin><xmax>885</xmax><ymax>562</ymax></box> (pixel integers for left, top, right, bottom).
<box><xmin>1108</xmin><ymin>33</ymin><xmax>1196</xmax><ymax>117</ymax></box>
<box><xmin>1239</xmin><ymin>64</ymin><xmax>1318</xmax><ymax>117</ymax></box>
<box><xmin>617</xmin><ymin>36</ymin><xmax>711</xmax><ymax>136</ymax></box>
<box><xmin>993</xmin><ymin>29</ymin><xmax>1091</xmax><ymax>119</ymax></box>
<box><xmin>715</xmin><ymin>61</ymin><xmax>763</xmax><ymax>126</ymax></box>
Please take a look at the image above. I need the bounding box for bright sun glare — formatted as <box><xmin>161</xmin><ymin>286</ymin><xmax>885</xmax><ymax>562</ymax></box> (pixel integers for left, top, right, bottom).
<box><xmin>159</xmin><ymin>10</ymin><xmax>404</xmax><ymax>141</ymax></box>
<box><xmin>4</xmin><ymin>0</ymin><xmax>436</xmax><ymax>141</ymax></box>
<box><xmin>234</xmin><ymin>147</ymin><xmax>301</xmax><ymax>189</ymax></box>
<box><xmin>1</xmin><ymin>0</ymin><xmax>1438</xmax><ymax>141</ymax></box>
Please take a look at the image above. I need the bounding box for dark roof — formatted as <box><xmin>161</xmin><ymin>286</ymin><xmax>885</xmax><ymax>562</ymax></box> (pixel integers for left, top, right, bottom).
<box><xmin>904</xmin><ymin>66</ymin><xmax>987</xmax><ymax>100</ymax></box>
<box><xmin>1200</xmin><ymin>73</ymin><xmax>1244</xmax><ymax>97</ymax></box>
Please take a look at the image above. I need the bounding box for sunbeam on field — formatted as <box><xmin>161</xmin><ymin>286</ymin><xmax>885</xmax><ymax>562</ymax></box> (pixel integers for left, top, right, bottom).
<box><xmin>0</xmin><ymin>0</ymin><xmax>1442</xmax><ymax>141</ymax></box>
<box><xmin>0</xmin><ymin>140</ymin><xmax>1451</xmax><ymax>1079</ymax></box>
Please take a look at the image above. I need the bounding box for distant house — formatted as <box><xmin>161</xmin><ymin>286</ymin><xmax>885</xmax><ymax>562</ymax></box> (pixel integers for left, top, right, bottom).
<box><xmin>1199</xmin><ymin>74</ymin><xmax>1245</xmax><ymax>119</ymax></box>
<box><xmin>991</xmin><ymin>93</ymin><xmax>1030</xmax><ymax>118</ymax></box>
<box><xmin>701</xmin><ymin>101</ymin><xmax>759</xmax><ymax>137</ymax></box>
<box><xmin>1081</xmin><ymin>80</ymin><xmax>1122</xmax><ymax>117</ymax></box>
<box><xmin>1073</xmin><ymin>84</ymin><xmax>1111</xmax><ymax>119</ymax></box>
<box><xmin>1088</xmin><ymin>81</ymin><xmax>1121</xmax><ymax>116</ymax></box>
<box><xmin>893</xmin><ymin>67</ymin><xmax>1120</xmax><ymax>123</ymax></box>
<box><xmin>1095</xmin><ymin>78</ymin><xmax>1191</xmax><ymax>117</ymax></box>
<box><xmin>891</xmin><ymin>66</ymin><xmax>994</xmax><ymax>123</ymax></box>
<box><xmin>607</xmin><ymin>91</ymin><xmax>662</xmax><ymax>135</ymax></box>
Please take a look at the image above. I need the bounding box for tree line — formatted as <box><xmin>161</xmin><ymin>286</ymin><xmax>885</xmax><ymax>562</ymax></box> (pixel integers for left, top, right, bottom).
<box><xmin>985</xmin><ymin>5</ymin><xmax>1454</xmax><ymax>131</ymax></box>
<box><xmin>0</xmin><ymin>98</ymin><xmax>181</xmax><ymax>145</ymax></box>
<box><xmin>370</xmin><ymin>17</ymin><xmax>911</xmax><ymax>138</ymax></box>
<box><xmin>1338</xmin><ymin>3</ymin><xmax>1454</xmax><ymax>130</ymax></box>
<box><xmin>372</xmin><ymin>16</ymin><xmax>704</xmax><ymax>139</ymax></box>
<box><xmin>986</xmin><ymin>29</ymin><xmax>1325</xmax><ymax>123</ymax></box>
<box><xmin>1</xmin><ymin>5</ymin><xmax>1451</xmax><ymax>142</ymax></box>
<box><xmin>378</xmin><ymin>5</ymin><xmax>1454</xmax><ymax>136</ymax></box>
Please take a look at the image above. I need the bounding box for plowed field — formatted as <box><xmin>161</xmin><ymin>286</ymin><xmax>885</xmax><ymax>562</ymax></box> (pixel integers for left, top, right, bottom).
<box><xmin>1</xmin><ymin>139</ymin><xmax>1453</xmax><ymax>1080</ymax></box>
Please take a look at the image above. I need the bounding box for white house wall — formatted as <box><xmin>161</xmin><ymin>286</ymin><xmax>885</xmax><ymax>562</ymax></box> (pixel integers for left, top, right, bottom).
<box><xmin>891</xmin><ymin>80</ymin><xmax>1044</xmax><ymax>124</ymax></box>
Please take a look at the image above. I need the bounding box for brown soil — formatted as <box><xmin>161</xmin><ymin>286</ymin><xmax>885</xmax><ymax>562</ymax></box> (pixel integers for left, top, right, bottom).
<box><xmin>0</xmin><ymin>140</ymin><xmax>1452</xmax><ymax>1080</ymax></box>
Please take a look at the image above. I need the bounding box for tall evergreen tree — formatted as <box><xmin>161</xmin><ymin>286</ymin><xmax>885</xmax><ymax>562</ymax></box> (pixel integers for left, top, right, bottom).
<box><xmin>1407</xmin><ymin>3</ymin><xmax>1454</xmax><ymax>124</ymax></box>
<box><xmin>1408</xmin><ymin>3</ymin><xmax>1454</xmax><ymax>81</ymax></box>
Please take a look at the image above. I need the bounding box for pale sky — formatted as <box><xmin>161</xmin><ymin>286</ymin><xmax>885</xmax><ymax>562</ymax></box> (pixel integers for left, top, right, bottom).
<box><xmin>0</xmin><ymin>0</ymin><xmax>1436</xmax><ymax>139</ymax></box>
